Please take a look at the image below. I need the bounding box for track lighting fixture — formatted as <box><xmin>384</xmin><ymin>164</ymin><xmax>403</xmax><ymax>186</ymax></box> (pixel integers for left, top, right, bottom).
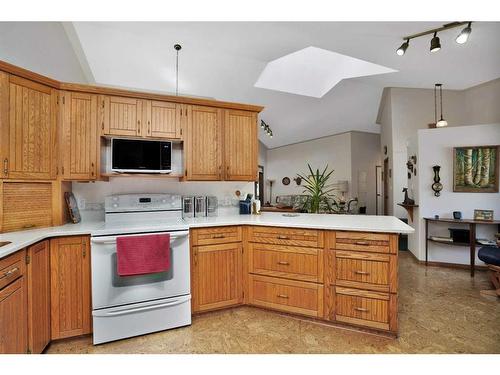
<box><xmin>261</xmin><ymin>120</ymin><xmax>273</xmax><ymax>138</ymax></box>
<box><xmin>396</xmin><ymin>39</ymin><xmax>409</xmax><ymax>56</ymax></box>
<box><xmin>430</xmin><ymin>32</ymin><xmax>441</xmax><ymax>52</ymax></box>
<box><xmin>456</xmin><ymin>22</ymin><xmax>472</xmax><ymax>44</ymax></box>
<box><xmin>396</xmin><ymin>21</ymin><xmax>472</xmax><ymax>56</ymax></box>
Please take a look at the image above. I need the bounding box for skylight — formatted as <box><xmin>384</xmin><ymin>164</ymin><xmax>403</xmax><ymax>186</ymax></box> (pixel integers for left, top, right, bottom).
<box><xmin>254</xmin><ymin>46</ymin><xmax>396</xmax><ymax>98</ymax></box>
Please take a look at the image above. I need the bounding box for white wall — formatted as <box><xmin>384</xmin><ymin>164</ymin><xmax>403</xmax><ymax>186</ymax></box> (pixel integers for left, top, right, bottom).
<box><xmin>0</xmin><ymin>22</ymin><xmax>87</xmax><ymax>83</ymax></box>
<box><xmin>266</xmin><ymin>132</ymin><xmax>352</xmax><ymax>203</ymax></box>
<box><xmin>410</xmin><ymin>124</ymin><xmax>500</xmax><ymax>265</ymax></box>
<box><xmin>350</xmin><ymin>132</ymin><xmax>381</xmax><ymax>214</ymax></box>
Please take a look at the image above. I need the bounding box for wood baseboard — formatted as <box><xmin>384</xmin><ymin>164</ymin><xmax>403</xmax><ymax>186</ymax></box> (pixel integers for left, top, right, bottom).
<box><xmin>404</xmin><ymin>250</ymin><xmax>487</xmax><ymax>271</ymax></box>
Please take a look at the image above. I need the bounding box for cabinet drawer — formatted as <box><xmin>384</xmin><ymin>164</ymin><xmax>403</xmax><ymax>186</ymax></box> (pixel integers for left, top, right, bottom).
<box><xmin>248</xmin><ymin>274</ymin><xmax>323</xmax><ymax>318</ymax></box>
<box><xmin>248</xmin><ymin>226</ymin><xmax>323</xmax><ymax>248</ymax></box>
<box><xmin>0</xmin><ymin>250</ymin><xmax>26</xmax><ymax>290</ymax></box>
<box><xmin>191</xmin><ymin>226</ymin><xmax>242</xmax><ymax>246</ymax></box>
<box><xmin>334</xmin><ymin>250</ymin><xmax>392</xmax><ymax>292</ymax></box>
<box><xmin>334</xmin><ymin>287</ymin><xmax>394</xmax><ymax>331</ymax></box>
<box><xmin>249</xmin><ymin>243</ymin><xmax>323</xmax><ymax>283</ymax></box>
<box><xmin>332</xmin><ymin>231</ymin><xmax>392</xmax><ymax>253</ymax></box>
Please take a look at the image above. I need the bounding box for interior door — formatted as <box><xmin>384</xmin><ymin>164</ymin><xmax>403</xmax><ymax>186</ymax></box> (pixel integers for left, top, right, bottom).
<box><xmin>1</xmin><ymin>74</ymin><xmax>56</xmax><ymax>180</ymax></box>
<box><xmin>223</xmin><ymin>109</ymin><xmax>257</xmax><ymax>181</ymax></box>
<box><xmin>383</xmin><ymin>158</ymin><xmax>389</xmax><ymax>215</ymax></box>
<box><xmin>61</xmin><ymin>92</ymin><xmax>98</xmax><ymax>180</ymax></box>
<box><xmin>185</xmin><ymin>105</ymin><xmax>223</xmax><ymax>180</ymax></box>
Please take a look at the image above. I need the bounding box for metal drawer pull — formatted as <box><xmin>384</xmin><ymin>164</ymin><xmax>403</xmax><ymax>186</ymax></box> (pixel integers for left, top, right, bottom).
<box><xmin>1</xmin><ymin>267</ymin><xmax>19</xmax><ymax>280</ymax></box>
<box><xmin>212</xmin><ymin>234</ymin><xmax>225</xmax><ymax>239</ymax></box>
<box><xmin>277</xmin><ymin>261</ymin><xmax>290</xmax><ymax>265</ymax></box>
<box><xmin>354</xmin><ymin>307</ymin><xmax>369</xmax><ymax>312</ymax></box>
<box><xmin>3</xmin><ymin>158</ymin><xmax>8</xmax><ymax>175</ymax></box>
<box><xmin>277</xmin><ymin>294</ymin><xmax>289</xmax><ymax>299</ymax></box>
<box><xmin>355</xmin><ymin>241</ymin><xmax>370</xmax><ymax>246</ymax></box>
<box><xmin>277</xmin><ymin>235</ymin><xmax>289</xmax><ymax>240</ymax></box>
<box><xmin>354</xmin><ymin>270</ymin><xmax>370</xmax><ymax>275</ymax></box>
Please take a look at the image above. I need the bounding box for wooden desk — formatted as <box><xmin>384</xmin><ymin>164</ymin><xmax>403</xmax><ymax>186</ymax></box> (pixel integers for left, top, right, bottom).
<box><xmin>424</xmin><ymin>217</ymin><xmax>500</xmax><ymax>277</ymax></box>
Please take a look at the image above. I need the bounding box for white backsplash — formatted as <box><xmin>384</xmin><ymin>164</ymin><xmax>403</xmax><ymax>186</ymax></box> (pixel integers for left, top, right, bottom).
<box><xmin>72</xmin><ymin>178</ymin><xmax>255</xmax><ymax>215</ymax></box>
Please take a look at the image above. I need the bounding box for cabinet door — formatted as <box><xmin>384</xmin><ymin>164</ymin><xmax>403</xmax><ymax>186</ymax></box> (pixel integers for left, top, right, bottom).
<box><xmin>185</xmin><ymin>106</ymin><xmax>223</xmax><ymax>180</ymax></box>
<box><xmin>27</xmin><ymin>240</ymin><xmax>51</xmax><ymax>354</ymax></box>
<box><xmin>60</xmin><ymin>92</ymin><xmax>98</xmax><ymax>180</ymax></box>
<box><xmin>0</xmin><ymin>278</ymin><xmax>28</xmax><ymax>354</ymax></box>
<box><xmin>192</xmin><ymin>242</ymin><xmax>243</xmax><ymax>312</ymax></box>
<box><xmin>101</xmin><ymin>96</ymin><xmax>143</xmax><ymax>137</ymax></box>
<box><xmin>223</xmin><ymin>110</ymin><xmax>257</xmax><ymax>181</ymax></box>
<box><xmin>0</xmin><ymin>74</ymin><xmax>56</xmax><ymax>180</ymax></box>
<box><xmin>50</xmin><ymin>236</ymin><xmax>91</xmax><ymax>340</ymax></box>
<box><xmin>144</xmin><ymin>100</ymin><xmax>181</xmax><ymax>139</ymax></box>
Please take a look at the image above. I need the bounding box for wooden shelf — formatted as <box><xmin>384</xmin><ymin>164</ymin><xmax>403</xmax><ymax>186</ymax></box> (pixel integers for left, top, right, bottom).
<box><xmin>397</xmin><ymin>203</ymin><xmax>419</xmax><ymax>221</ymax></box>
<box><xmin>101</xmin><ymin>173</ymin><xmax>184</xmax><ymax>180</ymax></box>
<box><xmin>427</xmin><ymin>238</ymin><xmax>496</xmax><ymax>247</ymax></box>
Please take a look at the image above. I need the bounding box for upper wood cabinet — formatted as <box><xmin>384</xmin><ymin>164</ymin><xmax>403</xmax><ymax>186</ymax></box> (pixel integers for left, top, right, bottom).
<box><xmin>185</xmin><ymin>105</ymin><xmax>223</xmax><ymax>180</ymax></box>
<box><xmin>0</xmin><ymin>73</ymin><xmax>57</xmax><ymax>180</ymax></box>
<box><xmin>100</xmin><ymin>95</ymin><xmax>143</xmax><ymax>137</ymax></box>
<box><xmin>146</xmin><ymin>100</ymin><xmax>182</xmax><ymax>139</ymax></box>
<box><xmin>60</xmin><ymin>92</ymin><xmax>98</xmax><ymax>180</ymax></box>
<box><xmin>27</xmin><ymin>240</ymin><xmax>51</xmax><ymax>354</ymax></box>
<box><xmin>50</xmin><ymin>236</ymin><xmax>92</xmax><ymax>340</ymax></box>
<box><xmin>223</xmin><ymin>110</ymin><xmax>258</xmax><ymax>181</ymax></box>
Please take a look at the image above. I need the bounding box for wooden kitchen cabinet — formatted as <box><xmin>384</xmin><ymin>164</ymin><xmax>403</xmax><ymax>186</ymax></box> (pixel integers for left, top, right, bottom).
<box><xmin>145</xmin><ymin>100</ymin><xmax>182</xmax><ymax>139</ymax></box>
<box><xmin>223</xmin><ymin>109</ymin><xmax>257</xmax><ymax>181</ymax></box>
<box><xmin>191</xmin><ymin>242</ymin><xmax>243</xmax><ymax>313</ymax></box>
<box><xmin>0</xmin><ymin>73</ymin><xmax>57</xmax><ymax>180</ymax></box>
<box><xmin>185</xmin><ymin>105</ymin><xmax>223</xmax><ymax>180</ymax></box>
<box><xmin>27</xmin><ymin>240</ymin><xmax>51</xmax><ymax>353</ymax></box>
<box><xmin>50</xmin><ymin>236</ymin><xmax>92</xmax><ymax>340</ymax></box>
<box><xmin>0</xmin><ymin>249</ymin><xmax>28</xmax><ymax>354</ymax></box>
<box><xmin>60</xmin><ymin>92</ymin><xmax>98</xmax><ymax>180</ymax></box>
<box><xmin>100</xmin><ymin>95</ymin><xmax>144</xmax><ymax>137</ymax></box>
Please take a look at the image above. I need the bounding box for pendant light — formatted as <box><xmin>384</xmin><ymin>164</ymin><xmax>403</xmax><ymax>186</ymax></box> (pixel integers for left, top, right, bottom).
<box><xmin>430</xmin><ymin>32</ymin><xmax>441</xmax><ymax>52</ymax></box>
<box><xmin>435</xmin><ymin>84</ymin><xmax>448</xmax><ymax>127</ymax></box>
<box><xmin>456</xmin><ymin>22</ymin><xmax>472</xmax><ymax>44</ymax></box>
<box><xmin>174</xmin><ymin>44</ymin><xmax>182</xmax><ymax>96</ymax></box>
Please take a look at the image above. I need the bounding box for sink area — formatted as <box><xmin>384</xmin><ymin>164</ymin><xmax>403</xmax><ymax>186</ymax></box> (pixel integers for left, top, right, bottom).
<box><xmin>0</xmin><ymin>241</ymin><xmax>12</xmax><ymax>248</ymax></box>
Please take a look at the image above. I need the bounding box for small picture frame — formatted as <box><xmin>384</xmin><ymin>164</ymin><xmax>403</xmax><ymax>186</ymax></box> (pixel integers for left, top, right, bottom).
<box><xmin>474</xmin><ymin>209</ymin><xmax>494</xmax><ymax>221</ymax></box>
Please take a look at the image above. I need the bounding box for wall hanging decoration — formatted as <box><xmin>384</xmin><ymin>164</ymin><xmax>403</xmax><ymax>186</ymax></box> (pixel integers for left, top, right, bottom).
<box><xmin>431</xmin><ymin>165</ymin><xmax>443</xmax><ymax>196</ymax></box>
<box><xmin>293</xmin><ymin>177</ymin><xmax>302</xmax><ymax>186</ymax></box>
<box><xmin>453</xmin><ymin>146</ymin><xmax>499</xmax><ymax>193</ymax></box>
<box><xmin>282</xmin><ymin>177</ymin><xmax>290</xmax><ymax>185</ymax></box>
<box><xmin>474</xmin><ymin>209</ymin><xmax>494</xmax><ymax>221</ymax></box>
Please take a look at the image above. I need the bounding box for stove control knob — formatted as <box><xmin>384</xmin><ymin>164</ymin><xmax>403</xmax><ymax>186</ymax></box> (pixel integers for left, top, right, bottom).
<box><xmin>112</xmin><ymin>203</ymin><xmax>118</xmax><ymax>208</ymax></box>
<box><xmin>161</xmin><ymin>199</ymin><xmax>167</xmax><ymax>204</ymax></box>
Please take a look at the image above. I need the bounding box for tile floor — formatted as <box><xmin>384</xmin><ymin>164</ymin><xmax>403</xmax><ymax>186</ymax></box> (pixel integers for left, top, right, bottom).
<box><xmin>46</xmin><ymin>252</ymin><xmax>500</xmax><ymax>354</ymax></box>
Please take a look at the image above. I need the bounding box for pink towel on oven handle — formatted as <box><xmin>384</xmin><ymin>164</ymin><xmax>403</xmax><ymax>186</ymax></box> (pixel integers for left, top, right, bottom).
<box><xmin>116</xmin><ymin>233</ymin><xmax>171</xmax><ymax>276</ymax></box>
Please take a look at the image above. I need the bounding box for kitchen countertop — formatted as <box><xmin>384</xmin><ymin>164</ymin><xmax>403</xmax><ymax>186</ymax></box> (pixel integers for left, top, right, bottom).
<box><xmin>0</xmin><ymin>212</ymin><xmax>413</xmax><ymax>259</ymax></box>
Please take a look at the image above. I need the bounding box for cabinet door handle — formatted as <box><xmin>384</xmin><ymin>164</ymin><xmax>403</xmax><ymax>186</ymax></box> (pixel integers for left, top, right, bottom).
<box><xmin>212</xmin><ymin>234</ymin><xmax>225</xmax><ymax>239</ymax></box>
<box><xmin>0</xmin><ymin>267</ymin><xmax>19</xmax><ymax>280</ymax></box>
<box><xmin>147</xmin><ymin>120</ymin><xmax>151</xmax><ymax>135</ymax></box>
<box><xmin>226</xmin><ymin>165</ymin><xmax>230</xmax><ymax>179</ymax></box>
<box><xmin>23</xmin><ymin>224</ymin><xmax>35</xmax><ymax>229</ymax></box>
<box><xmin>82</xmin><ymin>243</ymin><xmax>86</xmax><ymax>258</ymax></box>
<box><xmin>354</xmin><ymin>270</ymin><xmax>370</xmax><ymax>275</ymax></box>
<box><xmin>355</xmin><ymin>241</ymin><xmax>370</xmax><ymax>246</ymax></box>
<box><xmin>91</xmin><ymin>162</ymin><xmax>95</xmax><ymax>177</ymax></box>
<box><xmin>277</xmin><ymin>294</ymin><xmax>289</xmax><ymax>299</ymax></box>
<box><xmin>137</xmin><ymin>120</ymin><xmax>141</xmax><ymax>134</ymax></box>
<box><xmin>3</xmin><ymin>158</ymin><xmax>8</xmax><ymax>175</ymax></box>
<box><xmin>277</xmin><ymin>235</ymin><xmax>289</xmax><ymax>240</ymax></box>
<box><xmin>354</xmin><ymin>307</ymin><xmax>369</xmax><ymax>312</ymax></box>
<box><xmin>277</xmin><ymin>261</ymin><xmax>289</xmax><ymax>265</ymax></box>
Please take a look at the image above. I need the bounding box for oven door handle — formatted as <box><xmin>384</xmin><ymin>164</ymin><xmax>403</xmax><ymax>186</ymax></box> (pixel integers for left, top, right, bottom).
<box><xmin>93</xmin><ymin>296</ymin><xmax>190</xmax><ymax>317</ymax></box>
<box><xmin>91</xmin><ymin>230</ymin><xmax>189</xmax><ymax>245</ymax></box>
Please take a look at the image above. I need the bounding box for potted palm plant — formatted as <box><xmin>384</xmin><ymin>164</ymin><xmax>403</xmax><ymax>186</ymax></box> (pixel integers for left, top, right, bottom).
<box><xmin>297</xmin><ymin>164</ymin><xmax>336</xmax><ymax>213</ymax></box>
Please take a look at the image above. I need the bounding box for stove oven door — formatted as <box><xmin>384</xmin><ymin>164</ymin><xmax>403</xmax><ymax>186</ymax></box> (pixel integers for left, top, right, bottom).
<box><xmin>90</xmin><ymin>230</ymin><xmax>190</xmax><ymax>310</ymax></box>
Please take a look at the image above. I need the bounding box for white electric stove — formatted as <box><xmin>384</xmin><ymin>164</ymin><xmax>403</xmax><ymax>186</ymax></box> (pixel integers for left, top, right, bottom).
<box><xmin>90</xmin><ymin>194</ymin><xmax>191</xmax><ymax>345</ymax></box>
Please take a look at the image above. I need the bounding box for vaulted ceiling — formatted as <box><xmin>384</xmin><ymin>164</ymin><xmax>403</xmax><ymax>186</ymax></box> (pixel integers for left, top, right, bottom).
<box><xmin>8</xmin><ymin>22</ymin><xmax>500</xmax><ymax>148</ymax></box>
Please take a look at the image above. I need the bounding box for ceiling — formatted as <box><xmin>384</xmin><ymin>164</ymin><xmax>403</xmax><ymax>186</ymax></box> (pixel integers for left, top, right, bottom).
<box><xmin>67</xmin><ymin>22</ymin><xmax>500</xmax><ymax>148</ymax></box>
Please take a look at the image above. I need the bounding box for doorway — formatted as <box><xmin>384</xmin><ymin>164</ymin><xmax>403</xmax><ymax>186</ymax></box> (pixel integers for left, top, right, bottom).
<box><xmin>255</xmin><ymin>165</ymin><xmax>264</xmax><ymax>204</ymax></box>
<box><xmin>383</xmin><ymin>158</ymin><xmax>389</xmax><ymax>215</ymax></box>
<box><xmin>375</xmin><ymin>165</ymin><xmax>383</xmax><ymax>215</ymax></box>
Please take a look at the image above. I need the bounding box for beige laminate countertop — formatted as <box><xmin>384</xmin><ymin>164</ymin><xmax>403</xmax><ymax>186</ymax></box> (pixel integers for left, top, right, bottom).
<box><xmin>0</xmin><ymin>212</ymin><xmax>413</xmax><ymax>259</ymax></box>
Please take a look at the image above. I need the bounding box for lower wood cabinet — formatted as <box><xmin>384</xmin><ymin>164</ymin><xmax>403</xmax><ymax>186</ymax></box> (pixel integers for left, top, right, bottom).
<box><xmin>50</xmin><ymin>236</ymin><xmax>92</xmax><ymax>340</ymax></box>
<box><xmin>0</xmin><ymin>249</ymin><xmax>28</xmax><ymax>354</ymax></box>
<box><xmin>27</xmin><ymin>240</ymin><xmax>51</xmax><ymax>353</ymax></box>
<box><xmin>191</xmin><ymin>240</ymin><xmax>243</xmax><ymax>313</ymax></box>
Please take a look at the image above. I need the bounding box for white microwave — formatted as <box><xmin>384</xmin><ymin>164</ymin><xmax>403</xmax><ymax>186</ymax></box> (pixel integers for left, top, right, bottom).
<box><xmin>111</xmin><ymin>138</ymin><xmax>172</xmax><ymax>173</ymax></box>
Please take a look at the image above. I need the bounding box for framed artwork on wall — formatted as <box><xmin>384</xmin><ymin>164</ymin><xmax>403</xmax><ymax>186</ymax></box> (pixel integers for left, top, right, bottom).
<box><xmin>453</xmin><ymin>145</ymin><xmax>499</xmax><ymax>193</ymax></box>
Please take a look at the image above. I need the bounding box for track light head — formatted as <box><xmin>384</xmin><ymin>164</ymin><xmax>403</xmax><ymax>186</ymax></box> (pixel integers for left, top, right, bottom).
<box><xmin>430</xmin><ymin>32</ymin><xmax>441</xmax><ymax>52</ymax></box>
<box><xmin>396</xmin><ymin>39</ymin><xmax>410</xmax><ymax>56</ymax></box>
<box><xmin>456</xmin><ymin>22</ymin><xmax>472</xmax><ymax>44</ymax></box>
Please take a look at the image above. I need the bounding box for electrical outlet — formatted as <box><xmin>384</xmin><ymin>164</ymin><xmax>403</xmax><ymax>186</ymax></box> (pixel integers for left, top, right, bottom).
<box><xmin>77</xmin><ymin>198</ymin><xmax>86</xmax><ymax>210</ymax></box>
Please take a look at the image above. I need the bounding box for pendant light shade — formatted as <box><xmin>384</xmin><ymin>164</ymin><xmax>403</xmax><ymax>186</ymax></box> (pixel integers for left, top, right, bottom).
<box><xmin>435</xmin><ymin>84</ymin><xmax>448</xmax><ymax>127</ymax></box>
<box><xmin>430</xmin><ymin>32</ymin><xmax>441</xmax><ymax>52</ymax></box>
<box><xmin>456</xmin><ymin>22</ymin><xmax>472</xmax><ymax>44</ymax></box>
